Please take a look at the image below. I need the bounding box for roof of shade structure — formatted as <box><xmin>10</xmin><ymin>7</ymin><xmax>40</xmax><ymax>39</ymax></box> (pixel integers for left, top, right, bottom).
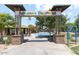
<box><xmin>5</xmin><ymin>4</ymin><xmax>70</xmax><ymax>13</ymax></box>
<box><xmin>50</xmin><ymin>5</ymin><xmax>70</xmax><ymax>12</ymax></box>
<box><xmin>5</xmin><ymin>4</ymin><xmax>26</xmax><ymax>12</ymax></box>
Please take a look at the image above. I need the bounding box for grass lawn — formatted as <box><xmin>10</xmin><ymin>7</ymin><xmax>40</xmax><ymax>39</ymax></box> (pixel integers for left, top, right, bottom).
<box><xmin>71</xmin><ymin>46</ymin><xmax>79</xmax><ymax>55</ymax></box>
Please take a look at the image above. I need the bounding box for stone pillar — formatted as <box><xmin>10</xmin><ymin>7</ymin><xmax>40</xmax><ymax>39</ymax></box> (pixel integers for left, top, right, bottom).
<box><xmin>11</xmin><ymin>35</ymin><xmax>22</xmax><ymax>45</ymax></box>
<box><xmin>53</xmin><ymin>9</ymin><xmax>66</xmax><ymax>44</ymax></box>
<box><xmin>56</xmin><ymin>16</ymin><xmax>59</xmax><ymax>34</ymax></box>
<box><xmin>55</xmin><ymin>8</ymin><xmax>61</xmax><ymax>34</ymax></box>
<box><xmin>53</xmin><ymin>34</ymin><xmax>65</xmax><ymax>44</ymax></box>
<box><xmin>15</xmin><ymin>12</ymin><xmax>21</xmax><ymax>35</ymax></box>
<box><xmin>58</xmin><ymin>16</ymin><xmax>61</xmax><ymax>34</ymax></box>
<box><xmin>11</xmin><ymin>11</ymin><xmax>23</xmax><ymax>45</ymax></box>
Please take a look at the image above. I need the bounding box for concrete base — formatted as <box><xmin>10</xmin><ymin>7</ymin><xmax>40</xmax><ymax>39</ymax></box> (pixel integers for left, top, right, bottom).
<box><xmin>53</xmin><ymin>34</ymin><xmax>65</xmax><ymax>44</ymax></box>
<box><xmin>11</xmin><ymin>35</ymin><xmax>23</xmax><ymax>45</ymax></box>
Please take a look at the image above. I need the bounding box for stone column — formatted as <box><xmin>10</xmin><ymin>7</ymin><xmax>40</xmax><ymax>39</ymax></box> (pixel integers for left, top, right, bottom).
<box><xmin>15</xmin><ymin>11</ymin><xmax>21</xmax><ymax>35</ymax></box>
<box><xmin>55</xmin><ymin>15</ymin><xmax>59</xmax><ymax>34</ymax></box>
<box><xmin>55</xmin><ymin>8</ymin><xmax>61</xmax><ymax>34</ymax></box>
<box><xmin>58</xmin><ymin>16</ymin><xmax>61</xmax><ymax>34</ymax></box>
<box><xmin>53</xmin><ymin>9</ymin><xmax>66</xmax><ymax>44</ymax></box>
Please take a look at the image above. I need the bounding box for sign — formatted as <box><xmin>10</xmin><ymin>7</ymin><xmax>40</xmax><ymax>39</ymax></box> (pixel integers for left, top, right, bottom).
<box><xmin>15</xmin><ymin>11</ymin><xmax>61</xmax><ymax>16</ymax></box>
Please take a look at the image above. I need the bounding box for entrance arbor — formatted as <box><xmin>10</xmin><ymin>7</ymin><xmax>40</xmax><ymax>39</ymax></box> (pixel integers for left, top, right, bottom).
<box><xmin>5</xmin><ymin>5</ymin><xmax>70</xmax><ymax>35</ymax></box>
<box><xmin>5</xmin><ymin>5</ymin><xmax>70</xmax><ymax>44</ymax></box>
<box><xmin>14</xmin><ymin>10</ymin><xmax>64</xmax><ymax>44</ymax></box>
<box><xmin>15</xmin><ymin>11</ymin><xmax>62</xmax><ymax>35</ymax></box>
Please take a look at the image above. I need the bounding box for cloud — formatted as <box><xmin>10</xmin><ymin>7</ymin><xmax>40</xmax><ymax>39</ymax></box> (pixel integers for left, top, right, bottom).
<box><xmin>73</xmin><ymin>5</ymin><xmax>79</xmax><ymax>9</ymax></box>
<box><xmin>36</xmin><ymin>4</ymin><xmax>53</xmax><ymax>11</ymax></box>
<box><xmin>36</xmin><ymin>4</ymin><xmax>42</xmax><ymax>10</ymax></box>
<box><xmin>42</xmin><ymin>4</ymin><xmax>53</xmax><ymax>10</ymax></box>
<box><xmin>68</xmin><ymin>12</ymin><xmax>73</xmax><ymax>16</ymax></box>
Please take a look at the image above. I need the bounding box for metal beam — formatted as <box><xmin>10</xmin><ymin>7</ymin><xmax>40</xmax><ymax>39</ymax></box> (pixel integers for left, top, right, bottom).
<box><xmin>51</xmin><ymin>5</ymin><xmax>70</xmax><ymax>12</ymax></box>
<box><xmin>5</xmin><ymin>4</ymin><xmax>26</xmax><ymax>12</ymax></box>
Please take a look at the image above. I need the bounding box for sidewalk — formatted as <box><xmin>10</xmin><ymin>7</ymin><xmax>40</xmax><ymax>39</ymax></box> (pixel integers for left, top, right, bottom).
<box><xmin>0</xmin><ymin>34</ymin><xmax>75</xmax><ymax>55</ymax></box>
<box><xmin>0</xmin><ymin>45</ymin><xmax>7</xmax><ymax>52</ymax></box>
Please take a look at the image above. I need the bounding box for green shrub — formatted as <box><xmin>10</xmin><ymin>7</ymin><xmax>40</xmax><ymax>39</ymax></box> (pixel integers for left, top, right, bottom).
<box><xmin>4</xmin><ymin>36</ymin><xmax>11</xmax><ymax>45</ymax></box>
<box><xmin>71</xmin><ymin>46</ymin><xmax>79</xmax><ymax>55</ymax></box>
<box><xmin>0</xmin><ymin>38</ymin><xmax>5</xmax><ymax>44</ymax></box>
<box><xmin>70</xmin><ymin>33</ymin><xmax>75</xmax><ymax>42</ymax></box>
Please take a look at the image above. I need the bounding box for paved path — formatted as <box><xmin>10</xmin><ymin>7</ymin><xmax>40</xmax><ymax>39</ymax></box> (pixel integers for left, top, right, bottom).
<box><xmin>0</xmin><ymin>34</ymin><xmax>74</xmax><ymax>55</ymax></box>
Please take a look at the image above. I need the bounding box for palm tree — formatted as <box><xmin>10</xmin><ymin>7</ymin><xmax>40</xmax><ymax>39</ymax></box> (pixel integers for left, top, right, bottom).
<box><xmin>5</xmin><ymin>14</ymin><xmax>16</xmax><ymax>27</ymax></box>
<box><xmin>0</xmin><ymin>13</ymin><xmax>15</xmax><ymax>41</ymax></box>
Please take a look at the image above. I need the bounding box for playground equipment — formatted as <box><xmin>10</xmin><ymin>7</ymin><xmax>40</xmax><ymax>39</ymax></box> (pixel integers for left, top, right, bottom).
<box><xmin>74</xmin><ymin>26</ymin><xmax>78</xmax><ymax>44</ymax></box>
<box><xmin>66</xmin><ymin>25</ymin><xmax>78</xmax><ymax>45</ymax></box>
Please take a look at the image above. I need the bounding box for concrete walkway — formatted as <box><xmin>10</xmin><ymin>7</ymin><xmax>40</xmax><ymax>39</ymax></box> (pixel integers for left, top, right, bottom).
<box><xmin>0</xmin><ymin>34</ymin><xmax>74</xmax><ymax>55</ymax></box>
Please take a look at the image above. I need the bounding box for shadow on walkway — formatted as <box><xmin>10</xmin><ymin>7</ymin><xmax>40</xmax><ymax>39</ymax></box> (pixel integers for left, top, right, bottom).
<box><xmin>36</xmin><ymin>36</ymin><xmax>50</xmax><ymax>38</ymax></box>
<box><xmin>23</xmin><ymin>39</ymin><xmax>48</xmax><ymax>42</ymax></box>
<box><xmin>28</xmin><ymin>40</ymin><xmax>48</xmax><ymax>42</ymax></box>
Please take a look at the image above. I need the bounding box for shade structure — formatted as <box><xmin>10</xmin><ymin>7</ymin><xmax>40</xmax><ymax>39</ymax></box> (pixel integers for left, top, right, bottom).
<box><xmin>5</xmin><ymin>5</ymin><xmax>70</xmax><ymax>12</ymax></box>
<box><xmin>5</xmin><ymin>4</ymin><xmax>26</xmax><ymax>12</ymax></box>
<box><xmin>51</xmin><ymin>5</ymin><xmax>70</xmax><ymax>12</ymax></box>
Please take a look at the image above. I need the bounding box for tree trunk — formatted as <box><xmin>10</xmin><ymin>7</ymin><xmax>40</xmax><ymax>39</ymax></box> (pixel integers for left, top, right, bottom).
<box><xmin>0</xmin><ymin>29</ymin><xmax>3</xmax><ymax>44</ymax></box>
<box><xmin>1</xmin><ymin>30</ymin><xmax>3</xmax><ymax>40</ymax></box>
<box><xmin>49</xmin><ymin>29</ymin><xmax>51</xmax><ymax>38</ymax></box>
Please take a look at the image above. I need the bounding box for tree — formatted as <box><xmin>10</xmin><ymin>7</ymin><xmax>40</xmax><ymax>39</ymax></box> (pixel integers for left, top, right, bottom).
<box><xmin>5</xmin><ymin>14</ymin><xmax>16</xmax><ymax>27</ymax></box>
<box><xmin>28</xmin><ymin>24</ymin><xmax>36</xmax><ymax>33</ymax></box>
<box><xmin>60</xmin><ymin>15</ymin><xmax>67</xmax><ymax>31</ymax></box>
<box><xmin>36</xmin><ymin>16</ymin><xmax>55</xmax><ymax>32</ymax></box>
<box><xmin>36</xmin><ymin>15</ymin><xmax>67</xmax><ymax>32</ymax></box>
<box><xmin>75</xmin><ymin>16</ymin><xmax>79</xmax><ymax>30</ymax></box>
<box><xmin>36</xmin><ymin>17</ymin><xmax>45</xmax><ymax>30</ymax></box>
<box><xmin>66</xmin><ymin>22</ymin><xmax>75</xmax><ymax>32</ymax></box>
<box><xmin>0</xmin><ymin>13</ymin><xmax>15</xmax><ymax>40</ymax></box>
<box><xmin>36</xmin><ymin>16</ymin><xmax>56</xmax><ymax>37</ymax></box>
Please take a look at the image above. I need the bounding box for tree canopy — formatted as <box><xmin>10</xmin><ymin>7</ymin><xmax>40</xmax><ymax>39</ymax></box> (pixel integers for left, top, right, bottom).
<box><xmin>28</xmin><ymin>24</ymin><xmax>36</xmax><ymax>33</ymax></box>
<box><xmin>0</xmin><ymin>13</ymin><xmax>16</xmax><ymax>29</ymax></box>
<box><xmin>0</xmin><ymin>13</ymin><xmax>16</xmax><ymax>40</ymax></box>
<box><xmin>75</xmin><ymin>16</ymin><xmax>79</xmax><ymax>30</ymax></box>
<box><xmin>36</xmin><ymin>15</ymin><xmax>67</xmax><ymax>32</ymax></box>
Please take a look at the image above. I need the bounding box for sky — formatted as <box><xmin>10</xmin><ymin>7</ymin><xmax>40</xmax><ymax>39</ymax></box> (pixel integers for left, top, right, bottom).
<box><xmin>0</xmin><ymin>4</ymin><xmax>79</xmax><ymax>26</ymax></box>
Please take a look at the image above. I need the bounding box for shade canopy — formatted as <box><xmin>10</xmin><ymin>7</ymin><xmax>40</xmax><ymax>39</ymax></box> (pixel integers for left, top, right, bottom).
<box><xmin>5</xmin><ymin>4</ymin><xmax>26</xmax><ymax>12</ymax></box>
<box><xmin>5</xmin><ymin>5</ymin><xmax>70</xmax><ymax>12</ymax></box>
<box><xmin>51</xmin><ymin>5</ymin><xmax>70</xmax><ymax>12</ymax></box>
